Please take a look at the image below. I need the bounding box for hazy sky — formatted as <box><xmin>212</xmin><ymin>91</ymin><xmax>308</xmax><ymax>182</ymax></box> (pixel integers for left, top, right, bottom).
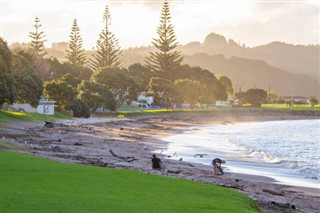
<box><xmin>1</xmin><ymin>0</ymin><xmax>319</xmax><ymax>50</ymax></box>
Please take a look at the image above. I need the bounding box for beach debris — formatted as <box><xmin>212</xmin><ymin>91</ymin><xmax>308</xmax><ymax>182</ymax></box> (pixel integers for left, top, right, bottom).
<box><xmin>48</xmin><ymin>143</ymin><xmax>55</xmax><ymax>149</ymax></box>
<box><xmin>113</xmin><ymin>162</ymin><xmax>132</xmax><ymax>167</ymax></box>
<box><xmin>194</xmin><ymin>154</ymin><xmax>206</xmax><ymax>158</ymax></box>
<box><xmin>73</xmin><ymin>142</ymin><xmax>83</xmax><ymax>146</ymax></box>
<box><xmin>44</xmin><ymin>121</ymin><xmax>55</xmax><ymax>128</ymax></box>
<box><xmin>222</xmin><ymin>120</ymin><xmax>233</xmax><ymax>125</ymax></box>
<box><xmin>262</xmin><ymin>189</ymin><xmax>285</xmax><ymax>196</ymax></box>
<box><xmin>51</xmin><ymin>146</ymin><xmax>63</xmax><ymax>152</ymax></box>
<box><xmin>109</xmin><ymin>149</ymin><xmax>138</xmax><ymax>162</ymax></box>
<box><xmin>84</xmin><ymin>159</ymin><xmax>108</xmax><ymax>167</ymax></box>
<box><xmin>167</xmin><ymin>169</ymin><xmax>181</xmax><ymax>174</ymax></box>
<box><xmin>143</xmin><ymin>146</ymin><xmax>153</xmax><ymax>151</ymax></box>
<box><xmin>259</xmin><ymin>200</ymin><xmax>296</xmax><ymax>209</ymax></box>
<box><xmin>44</xmin><ymin>121</ymin><xmax>68</xmax><ymax>128</ymax></box>
<box><xmin>219</xmin><ymin>183</ymin><xmax>244</xmax><ymax>191</ymax></box>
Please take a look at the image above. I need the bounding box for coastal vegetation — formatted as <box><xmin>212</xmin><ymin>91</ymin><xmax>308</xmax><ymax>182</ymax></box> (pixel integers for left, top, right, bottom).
<box><xmin>1</xmin><ymin>105</ymin><xmax>319</xmax><ymax>123</ymax></box>
<box><xmin>0</xmin><ymin>110</ymin><xmax>71</xmax><ymax>122</ymax></box>
<box><xmin>0</xmin><ymin>150</ymin><xmax>261</xmax><ymax>213</ymax></box>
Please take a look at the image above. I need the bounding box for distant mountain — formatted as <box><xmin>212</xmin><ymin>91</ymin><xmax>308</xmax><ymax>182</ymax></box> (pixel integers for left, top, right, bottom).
<box><xmin>177</xmin><ymin>33</ymin><xmax>319</xmax><ymax>80</ymax></box>
<box><xmin>184</xmin><ymin>53</ymin><xmax>319</xmax><ymax>97</ymax></box>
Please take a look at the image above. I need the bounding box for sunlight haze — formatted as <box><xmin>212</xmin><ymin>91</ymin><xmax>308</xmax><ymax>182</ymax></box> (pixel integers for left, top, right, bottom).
<box><xmin>1</xmin><ymin>0</ymin><xmax>319</xmax><ymax>49</ymax></box>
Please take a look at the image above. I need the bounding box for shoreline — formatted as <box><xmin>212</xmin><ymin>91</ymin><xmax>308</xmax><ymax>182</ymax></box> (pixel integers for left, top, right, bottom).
<box><xmin>157</xmin><ymin>119</ymin><xmax>320</xmax><ymax>190</ymax></box>
<box><xmin>1</xmin><ymin>111</ymin><xmax>319</xmax><ymax>213</ymax></box>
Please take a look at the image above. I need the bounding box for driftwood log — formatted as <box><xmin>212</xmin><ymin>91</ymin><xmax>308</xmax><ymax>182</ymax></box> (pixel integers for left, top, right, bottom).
<box><xmin>167</xmin><ymin>169</ymin><xmax>181</xmax><ymax>174</ymax></box>
<box><xmin>44</xmin><ymin>121</ymin><xmax>68</xmax><ymax>128</ymax></box>
<box><xmin>262</xmin><ymin>189</ymin><xmax>285</xmax><ymax>196</ymax></box>
<box><xmin>259</xmin><ymin>200</ymin><xmax>296</xmax><ymax>209</ymax></box>
<box><xmin>109</xmin><ymin>149</ymin><xmax>138</xmax><ymax>162</ymax></box>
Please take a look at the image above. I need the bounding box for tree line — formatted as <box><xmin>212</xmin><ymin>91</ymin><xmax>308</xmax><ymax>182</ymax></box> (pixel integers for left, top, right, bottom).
<box><xmin>2</xmin><ymin>2</ymin><xmax>277</xmax><ymax>117</ymax></box>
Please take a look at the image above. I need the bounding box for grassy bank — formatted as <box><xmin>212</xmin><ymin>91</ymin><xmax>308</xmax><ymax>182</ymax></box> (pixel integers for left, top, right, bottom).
<box><xmin>94</xmin><ymin>107</ymin><xmax>320</xmax><ymax>118</ymax></box>
<box><xmin>0</xmin><ymin>110</ymin><xmax>71</xmax><ymax>122</ymax></box>
<box><xmin>0</xmin><ymin>150</ymin><xmax>261</xmax><ymax>213</ymax></box>
<box><xmin>2</xmin><ymin>107</ymin><xmax>318</xmax><ymax>123</ymax></box>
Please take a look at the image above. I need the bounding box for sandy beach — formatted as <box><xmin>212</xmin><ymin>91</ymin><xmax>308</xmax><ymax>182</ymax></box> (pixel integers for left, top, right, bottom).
<box><xmin>1</xmin><ymin>111</ymin><xmax>319</xmax><ymax>213</ymax></box>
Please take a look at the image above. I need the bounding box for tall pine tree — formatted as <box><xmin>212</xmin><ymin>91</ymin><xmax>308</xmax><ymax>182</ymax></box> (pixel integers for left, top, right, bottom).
<box><xmin>28</xmin><ymin>17</ymin><xmax>47</xmax><ymax>57</ymax></box>
<box><xmin>66</xmin><ymin>19</ymin><xmax>86</xmax><ymax>67</ymax></box>
<box><xmin>91</xmin><ymin>5</ymin><xmax>121</xmax><ymax>70</ymax></box>
<box><xmin>146</xmin><ymin>1</ymin><xmax>183</xmax><ymax>79</ymax></box>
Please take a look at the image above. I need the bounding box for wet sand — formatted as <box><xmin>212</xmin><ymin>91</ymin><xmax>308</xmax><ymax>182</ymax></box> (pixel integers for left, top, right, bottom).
<box><xmin>1</xmin><ymin>111</ymin><xmax>319</xmax><ymax>213</ymax></box>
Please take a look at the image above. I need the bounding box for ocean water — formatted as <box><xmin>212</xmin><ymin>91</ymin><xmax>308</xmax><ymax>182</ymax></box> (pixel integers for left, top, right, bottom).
<box><xmin>160</xmin><ymin>119</ymin><xmax>320</xmax><ymax>188</ymax></box>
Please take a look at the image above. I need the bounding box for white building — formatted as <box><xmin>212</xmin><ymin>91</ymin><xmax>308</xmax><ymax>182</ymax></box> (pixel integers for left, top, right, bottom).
<box><xmin>37</xmin><ymin>99</ymin><xmax>56</xmax><ymax>115</ymax></box>
<box><xmin>137</xmin><ymin>94</ymin><xmax>154</xmax><ymax>105</ymax></box>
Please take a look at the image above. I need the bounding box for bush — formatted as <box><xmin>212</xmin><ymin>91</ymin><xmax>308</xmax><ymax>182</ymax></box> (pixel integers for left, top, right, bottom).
<box><xmin>70</xmin><ymin>99</ymin><xmax>91</xmax><ymax>118</ymax></box>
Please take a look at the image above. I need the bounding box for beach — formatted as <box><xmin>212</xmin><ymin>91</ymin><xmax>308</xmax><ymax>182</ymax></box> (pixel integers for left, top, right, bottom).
<box><xmin>1</xmin><ymin>111</ymin><xmax>319</xmax><ymax>213</ymax></box>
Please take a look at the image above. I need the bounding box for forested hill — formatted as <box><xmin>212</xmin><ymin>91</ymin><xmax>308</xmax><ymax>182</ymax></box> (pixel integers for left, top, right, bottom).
<box><xmin>10</xmin><ymin>32</ymin><xmax>319</xmax><ymax>97</ymax></box>
<box><xmin>184</xmin><ymin>53</ymin><xmax>319</xmax><ymax>97</ymax></box>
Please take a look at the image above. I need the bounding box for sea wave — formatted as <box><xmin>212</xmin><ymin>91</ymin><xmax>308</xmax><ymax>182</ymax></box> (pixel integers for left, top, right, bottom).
<box><xmin>162</xmin><ymin>119</ymin><xmax>320</xmax><ymax>184</ymax></box>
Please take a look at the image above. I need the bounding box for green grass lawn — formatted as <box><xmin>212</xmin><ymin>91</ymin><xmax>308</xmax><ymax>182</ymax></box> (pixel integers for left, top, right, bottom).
<box><xmin>262</xmin><ymin>104</ymin><xmax>320</xmax><ymax>110</ymax></box>
<box><xmin>0</xmin><ymin>150</ymin><xmax>261</xmax><ymax>213</ymax></box>
<box><xmin>0</xmin><ymin>110</ymin><xmax>72</xmax><ymax>122</ymax></box>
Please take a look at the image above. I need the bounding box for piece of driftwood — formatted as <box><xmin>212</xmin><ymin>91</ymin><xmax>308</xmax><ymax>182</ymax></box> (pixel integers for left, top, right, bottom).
<box><xmin>84</xmin><ymin>159</ymin><xmax>108</xmax><ymax>167</ymax></box>
<box><xmin>167</xmin><ymin>169</ymin><xmax>181</xmax><ymax>174</ymax></box>
<box><xmin>109</xmin><ymin>149</ymin><xmax>138</xmax><ymax>162</ymax></box>
<box><xmin>73</xmin><ymin>142</ymin><xmax>83</xmax><ymax>146</ymax></box>
<box><xmin>194</xmin><ymin>154</ymin><xmax>207</xmax><ymax>158</ymax></box>
<box><xmin>259</xmin><ymin>200</ymin><xmax>296</xmax><ymax>209</ymax></box>
<box><xmin>262</xmin><ymin>189</ymin><xmax>284</xmax><ymax>196</ymax></box>
<box><xmin>44</xmin><ymin>121</ymin><xmax>68</xmax><ymax>128</ymax></box>
<box><xmin>44</xmin><ymin>121</ymin><xmax>55</xmax><ymax>128</ymax></box>
<box><xmin>271</xmin><ymin>201</ymin><xmax>296</xmax><ymax>209</ymax></box>
<box><xmin>219</xmin><ymin>183</ymin><xmax>244</xmax><ymax>191</ymax></box>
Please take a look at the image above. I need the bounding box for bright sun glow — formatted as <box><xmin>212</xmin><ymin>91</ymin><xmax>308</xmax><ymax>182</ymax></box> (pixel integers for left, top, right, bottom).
<box><xmin>1</xmin><ymin>0</ymin><xmax>319</xmax><ymax>49</ymax></box>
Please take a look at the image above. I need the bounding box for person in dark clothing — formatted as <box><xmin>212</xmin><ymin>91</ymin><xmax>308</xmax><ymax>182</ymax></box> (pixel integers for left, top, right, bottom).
<box><xmin>212</xmin><ymin>158</ymin><xmax>226</xmax><ymax>175</ymax></box>
<box><xmin>151</xmin><ymin>154</ymin><xmax>162</xmax><ymax>169</ymax></box>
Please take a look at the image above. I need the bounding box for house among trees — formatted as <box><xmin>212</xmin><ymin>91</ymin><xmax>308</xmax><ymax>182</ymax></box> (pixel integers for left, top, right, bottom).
<box><xmin>282</xmin><ymin>96</ymin><xmax>309</xmax><ymax>104</ymax></box>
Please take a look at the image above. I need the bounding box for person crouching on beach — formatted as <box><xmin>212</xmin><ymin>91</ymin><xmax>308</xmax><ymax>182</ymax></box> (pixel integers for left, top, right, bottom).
<box><xmin>151</xmin><ymin>154</ymin><xmax>166</xmax><ymax>175</ymax></box>
<box><xmin>151</xmin><ymin>154</ymin><xmax>162</xmax><ymax>169</ymax></box>
<box><xmin>212</xmin><ymin>158</ymin><xmax>226</xmax><ymax>175</ymax></box>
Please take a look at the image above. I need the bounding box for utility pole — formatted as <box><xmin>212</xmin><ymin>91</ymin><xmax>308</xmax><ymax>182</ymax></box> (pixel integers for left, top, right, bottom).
<box><xmin>291</xmin><ymin>86</ymin><xmax>294</xmax><ymax>107</ymax></box>
<box><xmin>239</xmin><ymin>86</ymin><xmax>242</xmax><ymax>107</ymax></box>
<box><xmin>268</xmin><ymin>84</ymin><xmax>271</xmax><ymax>104</ymax></box>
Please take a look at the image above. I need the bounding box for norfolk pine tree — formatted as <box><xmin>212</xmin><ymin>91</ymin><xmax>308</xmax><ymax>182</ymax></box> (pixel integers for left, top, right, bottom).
<box><xmin>66</xmin><ymin>19</ymin><xmax>86</xmax><ymax>67</ymax></box>
<box><xmin>91</xmin><ymin>5</ymin><xmax>121</xmax><ymax>70</ymax></box>
<box><xmin>146</xmin><ymin>1</ymin><xmax>183</xmax><ymax>79</ymax></box>
<box><xmin>28</xmin><ymin>17</ymin><xmax>47</xmax><ymax>57</ymax></box>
